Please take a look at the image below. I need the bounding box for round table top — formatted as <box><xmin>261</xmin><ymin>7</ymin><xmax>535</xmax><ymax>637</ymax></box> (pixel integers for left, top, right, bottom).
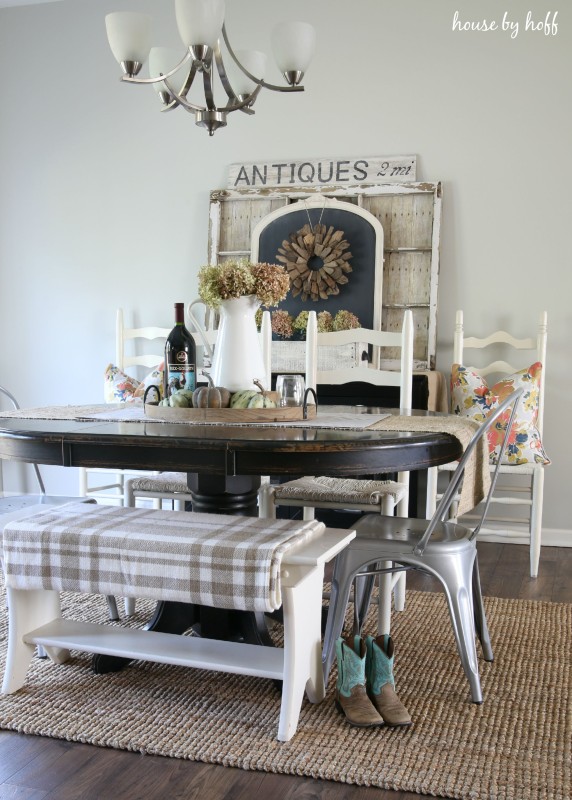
<box><xmin>0</xmin><ymin>406</ymin><xmax>462</xmax><ymax>478</ymax></box>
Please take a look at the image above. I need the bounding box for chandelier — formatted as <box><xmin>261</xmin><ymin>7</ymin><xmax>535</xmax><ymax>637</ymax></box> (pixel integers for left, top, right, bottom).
<box><xmin>105</xmin><ymin>0</ymin><xmax>316</xmax><ymax>136</ymax></box>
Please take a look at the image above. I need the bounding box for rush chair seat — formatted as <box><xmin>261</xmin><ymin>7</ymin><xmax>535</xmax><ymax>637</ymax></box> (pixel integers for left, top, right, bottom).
<box><xmin>321</xmin><ymin>389</ymin><xmax>523</xmax><ymax>705</ymax></box>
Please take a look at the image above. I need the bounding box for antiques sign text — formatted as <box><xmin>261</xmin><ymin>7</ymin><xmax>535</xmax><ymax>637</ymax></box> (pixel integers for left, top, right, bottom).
<box><xmin>228</xmin><ymin>155</ymin><xmax>417</xmax><ymax>189</ymax></box>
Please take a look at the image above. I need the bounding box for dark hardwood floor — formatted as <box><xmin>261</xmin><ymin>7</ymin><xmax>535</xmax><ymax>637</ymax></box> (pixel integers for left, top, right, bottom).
<box><xmin>0</xmin><ymin>542</ymin><xmax>570</xmax><ymax>800</ymax></box>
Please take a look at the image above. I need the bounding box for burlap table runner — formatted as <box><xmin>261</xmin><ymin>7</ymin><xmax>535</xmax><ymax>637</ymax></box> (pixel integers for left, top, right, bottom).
<box><xmin>366</xmin><ymin>414</ymin><xmax>488</xmax><ymax>515</ymax></box>
<box><xmin>0</xmin><ymin>404</ymin><xmax>119</xmax><ymax>420</ymax></box>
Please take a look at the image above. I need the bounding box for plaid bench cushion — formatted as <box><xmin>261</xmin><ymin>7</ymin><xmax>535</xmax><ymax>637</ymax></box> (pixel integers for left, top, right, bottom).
<box><xmin>2</xmin><ymin>502</ymin><xmax>325</xmax><ymax>612</ymax></box>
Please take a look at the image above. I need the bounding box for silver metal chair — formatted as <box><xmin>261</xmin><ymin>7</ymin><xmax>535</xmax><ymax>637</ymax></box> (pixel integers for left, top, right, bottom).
<box><xmin>322</xmin><ymin>389</ymin><xmax>523</xmax><ymax>704</ymax></box>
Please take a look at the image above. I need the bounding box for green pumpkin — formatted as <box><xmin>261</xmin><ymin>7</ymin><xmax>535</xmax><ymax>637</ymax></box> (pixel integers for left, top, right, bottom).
<box><xmin>247</xmin><ymin>392</ymin><xmax>277</xmax><ymax>409</ymax></box>
<box><xmin>230</xmin><ymin>389</ymin><xmax>259</xmax><ymax>409</ymax></box>
<box><xmin>245</xmin><ymin>379</ymin><xmax>277</xmax><ymax>409</ymax></box>
<box><xmin>169</xmin><ymin>391</ymin><xmax>191</xmax><ymax>408</ymax></box>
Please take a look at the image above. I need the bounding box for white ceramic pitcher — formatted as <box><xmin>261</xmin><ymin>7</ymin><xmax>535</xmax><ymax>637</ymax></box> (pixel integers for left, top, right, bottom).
<box><xmin>187</xmin><ymin>295</ymin><xmax>269</xmax><ymax>392</ymax></box>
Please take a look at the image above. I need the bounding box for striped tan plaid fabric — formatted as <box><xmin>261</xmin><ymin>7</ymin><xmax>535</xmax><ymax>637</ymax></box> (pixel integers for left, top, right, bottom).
<box><xmin>1</xmin><ymin>503</ymin><xmax>325</xmax><ymax>612</ymax></box>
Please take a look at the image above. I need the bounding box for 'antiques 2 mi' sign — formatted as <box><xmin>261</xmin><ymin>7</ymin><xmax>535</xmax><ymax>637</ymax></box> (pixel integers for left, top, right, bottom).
<box><xmin>227</xmin><ymin>155</ymin><xmax>417</xmax><ymax>189</ymax></box>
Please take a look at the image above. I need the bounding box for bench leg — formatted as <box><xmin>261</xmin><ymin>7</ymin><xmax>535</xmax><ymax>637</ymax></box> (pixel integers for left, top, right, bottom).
<box><xmin>278</xmin><ymin>567</ymin><xmax>325</xmax><ymax>742</ymax></box>
<box><xmin>3</xmin><ymin>588</ymin><xmax>67</xmax><ymax>694</ymax></box>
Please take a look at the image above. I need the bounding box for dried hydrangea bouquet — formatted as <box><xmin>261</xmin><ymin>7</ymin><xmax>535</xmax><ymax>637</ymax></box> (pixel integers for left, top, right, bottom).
<box><xmin>196</xmin><ymin>260</ymin><xmax>289</xmax><ymax>391</ymax></box>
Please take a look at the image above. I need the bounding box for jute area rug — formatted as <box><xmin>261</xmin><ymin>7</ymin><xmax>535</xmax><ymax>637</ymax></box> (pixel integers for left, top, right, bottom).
<box><xmin>0</xmin><ymin>583</ymin><xmax>570</xmax><ymax>800</ymax></box>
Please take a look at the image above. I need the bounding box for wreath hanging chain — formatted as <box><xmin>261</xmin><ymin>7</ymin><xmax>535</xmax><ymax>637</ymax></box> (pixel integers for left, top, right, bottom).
<box><xmin>276</xmin><ymin>222</ymin><xmax>353</xmax><ymax>301</ymax></box>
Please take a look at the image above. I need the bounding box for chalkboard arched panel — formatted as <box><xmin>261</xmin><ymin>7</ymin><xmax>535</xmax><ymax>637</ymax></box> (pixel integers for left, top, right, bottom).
<box><xmin>251</xmin><ymin>197</ymin><xmax>383</xmax><ymax>331</ymax></box>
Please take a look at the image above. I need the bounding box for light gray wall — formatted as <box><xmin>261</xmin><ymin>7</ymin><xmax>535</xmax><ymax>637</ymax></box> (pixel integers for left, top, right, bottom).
<box><xmin>0</xmin><ymin>0</ymin><xmax>570</xmax><ymax>536</ymax></box>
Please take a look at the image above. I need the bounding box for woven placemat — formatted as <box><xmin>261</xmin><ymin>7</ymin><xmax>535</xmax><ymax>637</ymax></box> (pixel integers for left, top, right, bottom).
<box><xmin>0</xmin><ymin>584</ymin><xmax>569</xmax><ymax>800</ymax></box>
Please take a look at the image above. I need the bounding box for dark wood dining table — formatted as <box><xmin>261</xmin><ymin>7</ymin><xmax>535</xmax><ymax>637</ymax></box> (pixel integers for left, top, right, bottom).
<box><xmin>0</xmin><ymin>405</ymin><xmax>462</xmax><ymax>671</ymax></box>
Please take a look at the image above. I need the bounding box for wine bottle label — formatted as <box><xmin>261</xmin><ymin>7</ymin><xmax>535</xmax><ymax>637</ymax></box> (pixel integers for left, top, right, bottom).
<box><xmin>166</xmin><ymin>352</ymin><xmax>196</xmax><ymax>395</ymax></box>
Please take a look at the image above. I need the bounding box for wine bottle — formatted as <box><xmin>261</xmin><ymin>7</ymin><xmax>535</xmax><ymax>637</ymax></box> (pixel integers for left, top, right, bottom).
<box><xmin>164</xmin><ymin>303</ymin><xmax>197</xmax><ymax>398</ymax></box>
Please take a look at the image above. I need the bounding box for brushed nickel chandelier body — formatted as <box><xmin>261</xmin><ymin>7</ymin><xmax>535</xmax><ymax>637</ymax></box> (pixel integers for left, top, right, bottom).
<box><xmin>105</xmin><ymin>0</ymin><xmax>316</xmax><ymax>136</ymax></box>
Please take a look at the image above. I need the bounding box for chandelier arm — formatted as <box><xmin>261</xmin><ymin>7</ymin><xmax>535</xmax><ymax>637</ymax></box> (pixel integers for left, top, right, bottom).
<box><xmin>163</xmin><ymin>77</ymin><xmax>206</xmax><ymax>113</ymax></box>
<box><xmin>179</xmin><ymin>59</ymin><xmax>199</xmax><ymax>99</ymax></box>
<box><xmin>211</xmin><ymin>46</ymin><xmax>259</xmax><ymax>113</ymax></box>
<box><xmin>235</xmin><ymin>85</ymin><xmax>260</xmax><ymax>114</ymax></box>
<box><xmin>159</xmin><ymin>60</ymin><xmax>197</xmax><ymax>111</ymax></box>
<box><xmin>159</xmin><ymin>98</ymin><xmax>180</xmax><ymax>112</ymax></box>
<box><xmin>202</xmin><ymin>63</ymin><xmax>217</xmax><ymax>111</ymax></box>
<box><xmin>121</xmin><ymin>50</ymin><xmax>192</xmax><ymax>86</ymax></box>
<box><xmin>213</xmin><ymin>43</ymin><xmax>239</xmax><ymax>104</ymax></box>
<box><xmin>222</xmin><ymin>23</ymin><xmax>304</xmax><ymax>93</ymax></box>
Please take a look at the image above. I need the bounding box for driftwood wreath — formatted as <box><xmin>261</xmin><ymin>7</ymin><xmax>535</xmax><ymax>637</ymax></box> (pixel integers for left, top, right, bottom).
<box><xmin>276</xmin><ymin>223</ymin><xmax>353</xmax><ymax>301</ymax></box>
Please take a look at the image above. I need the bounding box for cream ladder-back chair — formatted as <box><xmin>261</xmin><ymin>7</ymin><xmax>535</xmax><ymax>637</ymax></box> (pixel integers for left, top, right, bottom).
<box><xmin>259</xmin><ymin>309</ymin><xmax>414</xmax><ymax>635</ymax></box>
<box><xmin>124</xmin><ymin>302</ymin><xmax>221</xmax><ymax>512</ymax></box>
<box><xmin>79</xmin><ymin>309</ymin><xmax>171</xmax><ymax>506</ymax></box>
<box><xmin>426</xmin><ymin>310</ymin><xmax>548</xmax><ymax>578</ymax></box>
<box><xmin>124</xmin><ymin>306</ymin><xmax>272</xmax><ymax>512</ymax></box>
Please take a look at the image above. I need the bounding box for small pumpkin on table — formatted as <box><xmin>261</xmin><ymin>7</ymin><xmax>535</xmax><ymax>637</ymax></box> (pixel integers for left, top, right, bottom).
<box><xmin>230</xmin><ymin>380</ymin><xmax>277</xmax><ymax>409</ymax></box>
<box><xmin>192</xmin><ymin>373</ymin><xmax>232</xmax><ymax>408</ymax></box>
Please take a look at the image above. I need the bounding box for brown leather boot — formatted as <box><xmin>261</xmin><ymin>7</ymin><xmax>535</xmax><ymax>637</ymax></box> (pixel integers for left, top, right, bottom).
<box><xmin>335</xmin><ymin>635</ymin><xmax>384</xmax><ymax>727</ymax></box>
<box><xmin>365</xmin><ymin>635</ymin><xmax>412</xmax><ymax>727</ymax></box>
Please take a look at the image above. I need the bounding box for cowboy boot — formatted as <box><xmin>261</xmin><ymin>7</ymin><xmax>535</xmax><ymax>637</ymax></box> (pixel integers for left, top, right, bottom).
<box><xmin>335</xmin><ymin>635</ymin><xmax>384</xmax><ymax>727</ymax></box>
<box><xmin>365</xmin><ymin>634</ymin><xmax>412</xmax><ymax>727</ymax></box>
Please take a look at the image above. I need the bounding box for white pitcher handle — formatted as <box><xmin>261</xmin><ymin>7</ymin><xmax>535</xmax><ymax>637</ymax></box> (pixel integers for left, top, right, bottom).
<box><xmin>187</xmin><ymin>300</ymin><xmax>214</xmax><ymax>360</ymax></box>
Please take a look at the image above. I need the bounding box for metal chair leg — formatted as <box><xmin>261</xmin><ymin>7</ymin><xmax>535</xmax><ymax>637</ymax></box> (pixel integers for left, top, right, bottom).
<box><xmin>322</xmin><ymin>555</ymin><xmax>359</xmax><ymax>686</ymax></box>
<box><xmin>472</xmin><ymin>554</ymin><xmax>493</xmax><ymax>662</ymax></box>
<box><xmin>420</xmin><ymin>549</ymin><xmax>483</xmax><ymax>704</ymax></box>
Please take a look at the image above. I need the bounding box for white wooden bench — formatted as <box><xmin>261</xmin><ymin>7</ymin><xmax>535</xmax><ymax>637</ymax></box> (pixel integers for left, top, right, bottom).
<box><xmin>1</xmin><ymin>502</ymin><xmax>355</xmax><ymax>742</ymax></box>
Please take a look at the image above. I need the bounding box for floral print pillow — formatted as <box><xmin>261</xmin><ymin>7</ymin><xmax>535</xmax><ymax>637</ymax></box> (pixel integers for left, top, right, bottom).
<box><xmin>450</xmin><ymin>362</ymin><xmax>550</xmax><ymax>465</ymax></box>
<box><xmin>133</xmin><ymin>362</ymin><xmax>164</xmax><ymax>400</ymax></box>
<box><xmin>104</xmin><ymin>363</ymin><xmax>164</xmax><ymax>403</ymax></box>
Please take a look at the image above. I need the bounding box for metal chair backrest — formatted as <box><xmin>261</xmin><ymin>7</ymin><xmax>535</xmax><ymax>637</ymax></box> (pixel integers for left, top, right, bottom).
<box><xmin>415</xmin><ymin>389</ymin><xmax>524</xmax><ymax>555</ymax></box>
<box><xmin>305</xmin><ymin>309</ymin><xmax>414</xmax><ymax>409</ymax></box>
<box><xmin>414</xmin><ymin>388</ymin><xmax>523</xmax><ymax>556</ymax></box>
<box><xmin>0</xmin><ymin>386</ymin><xmax>45</xmax><ymax>494</ymax></box>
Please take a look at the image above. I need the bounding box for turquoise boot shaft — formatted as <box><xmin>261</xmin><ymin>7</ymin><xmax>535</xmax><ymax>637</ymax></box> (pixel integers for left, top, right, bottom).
<box><xmin>365</xmin><ymin>635</ymin><xmax>412</xmax><ymax>728</ymax></box>
<box><xmin>336</xmin><ymin>635</ymin><xmax>364</xmax><ymax>697</ymax></box>
<box><xmin>366</xmin><ymin>633</ymin><xmax>395</xmax><ymax>693</ymax></box>
<box><xmin>335</xmin><ymin>636</ymin><xmax>383</xmax><ymax>727</ymax></box>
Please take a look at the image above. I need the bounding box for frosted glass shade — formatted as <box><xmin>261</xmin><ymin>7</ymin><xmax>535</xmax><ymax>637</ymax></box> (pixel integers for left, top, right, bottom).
<box><xmin>175</xmin><ymin>0</ymin><xmax>225</xmax><ymax>48</ymax></box>
<box><xmin>230</xmin><ymin>50</ymin><xmax>267</xmax><ymax>96</ymax></box>
<box><xmin>149</xmin><ymin>47</ymin><xmax>188</xmax><ymax>95</ymax></box>
<box><xmin>105</xmin><ymin>12</ymin><xmax>152</xmax><ymax>64</ymax></box>
<box><xmin>271</xmin><ymin>21</ymin><xmax>315</xmax><ymax>73</ymax></box>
